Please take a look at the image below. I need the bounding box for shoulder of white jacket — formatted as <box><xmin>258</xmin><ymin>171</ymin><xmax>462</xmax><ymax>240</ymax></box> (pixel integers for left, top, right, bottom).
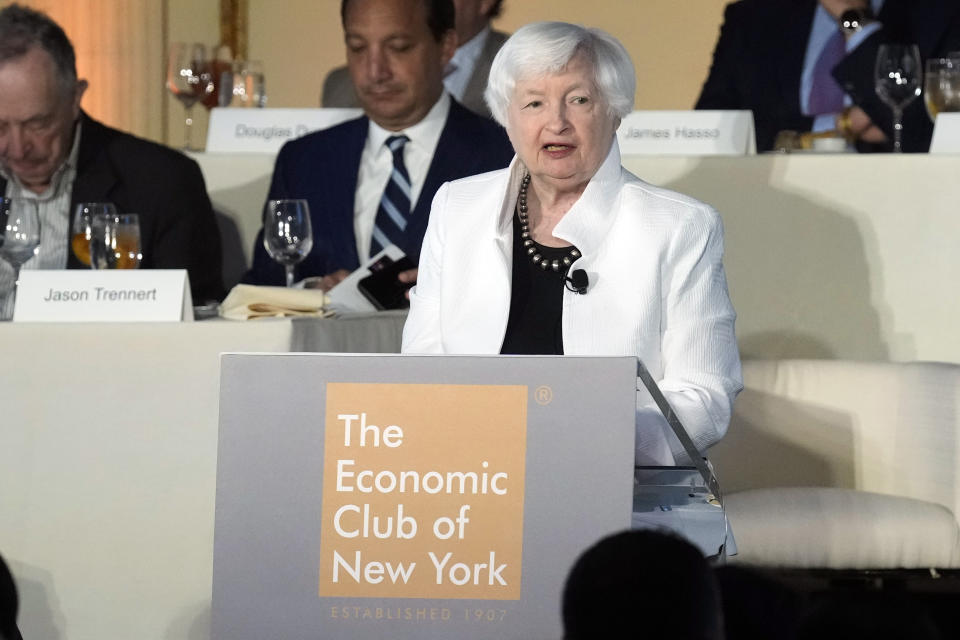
<box><xmin>619</xmin><ymin>171</ymin><xmax>720</xmax><ymax>224</ymax></box>
<box><xmin>445</xmin><ymin>165</ymin><xmax>511</xmax><ymax>190</ymax></box>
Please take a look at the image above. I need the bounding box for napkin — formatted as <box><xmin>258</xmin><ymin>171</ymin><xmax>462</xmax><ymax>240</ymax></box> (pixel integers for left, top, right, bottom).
<box><xmin>219</xmin><ymin>284</ymin><xmax>332</xmax><ymax>320</ymax></box>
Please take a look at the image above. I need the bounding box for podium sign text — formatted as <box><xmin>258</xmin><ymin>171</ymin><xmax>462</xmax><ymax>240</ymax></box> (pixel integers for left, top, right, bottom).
<box><xmin>320</xmin><ymin>383</ymin><xmax>527</xmax><ymax>599</ymax></box>
<box><xmin>213</xmin><ymin>353</ymin><xmax>637</xmax><ymax>639</ymax></box>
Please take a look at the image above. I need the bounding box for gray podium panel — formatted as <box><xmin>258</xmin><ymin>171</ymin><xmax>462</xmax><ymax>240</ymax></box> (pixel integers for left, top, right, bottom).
<box><xmin>213</xmin><ymin>353</ymin><xmax>637</xmax><ymax>640</ymax></box>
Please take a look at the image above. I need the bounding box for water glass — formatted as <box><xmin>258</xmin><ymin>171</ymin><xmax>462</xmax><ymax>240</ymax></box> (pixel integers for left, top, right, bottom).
<box><xmin>219</xmin><ymin>60</ymin><xmax>266</xmax><ymax>108</ymax></box>
<box><xmin>263</xmin><ymin>199</ymin><xmax>313</xmax><ymax>286</ymax></box>
<box><xmin>874</xmin><ymin>44</ymin><xmax>922</xmax><ymax>152</ymax></box>
<box><xmin>0</xmin><ymin>197</ymin><xmax>41</xmax><ymax>285</ymax></box>
<box><xmin>72</xmin><ymin>202</ymin><xmax>117</xmax><ymax>266</ymax></box>
<box><xmin>90</xmin><ymin>213</ymin><xmax>142</xmax><ymax>270</ymax></box>
<box><xmin>924</xmin><ymin>57</ymin><xmax>960</xmax><ymax>122</ymax></box>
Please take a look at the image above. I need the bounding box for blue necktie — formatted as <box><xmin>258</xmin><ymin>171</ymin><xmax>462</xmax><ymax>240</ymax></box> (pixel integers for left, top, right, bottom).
<box><xmin>370</xmin><ymin>135</ymin><xmax>412</xmax><ymax>257</ymax></box>
<box><xmin>808</xmin><ymin>30</ymin><xmax>846</xmax><ymax>115</ymax></box>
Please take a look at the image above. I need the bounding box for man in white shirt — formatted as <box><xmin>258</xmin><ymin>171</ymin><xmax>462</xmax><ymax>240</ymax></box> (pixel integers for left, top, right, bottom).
<box><xmin>243</xmin><ymin>0</ymin><xmax>513</xmax><ymax>288</ymax></box>
<box><xmin>0</xmin><ymin>3</ymin><xmax>224</xmax><ymax>319</ymax></box>
<box><xmin>322</xmin><ymin>0</ymin><xmax>509</xmax><ymax>118</ymax></box>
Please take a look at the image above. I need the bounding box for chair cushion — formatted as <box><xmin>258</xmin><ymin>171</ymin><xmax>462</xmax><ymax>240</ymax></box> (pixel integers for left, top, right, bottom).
<box><xmin>725</xmin><ymin>487</ymin><xmax>960</xmax><ymax>569</ymax></box>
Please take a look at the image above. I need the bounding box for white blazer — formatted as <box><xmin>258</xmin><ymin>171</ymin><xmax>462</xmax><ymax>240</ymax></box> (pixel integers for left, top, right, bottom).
<box><xmin>403</xmin><ymin>141</ymin><xmax>743</xmax><ymax>465</ymax></box>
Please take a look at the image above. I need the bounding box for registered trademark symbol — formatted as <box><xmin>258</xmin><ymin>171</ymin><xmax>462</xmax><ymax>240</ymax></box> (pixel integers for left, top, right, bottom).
<box><xmin>535</xmin><ymin>386</ymin><xmax>553</xmax><ymax>405</ymax></box>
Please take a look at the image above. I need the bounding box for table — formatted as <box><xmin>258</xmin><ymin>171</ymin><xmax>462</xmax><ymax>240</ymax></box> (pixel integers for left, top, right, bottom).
<box><xmin>195</xmin><ymin>151</ymin><xmax>960</xmax><ymax>364</ymax></box>
<box><xmin>0</xmin><ymin>313</ymin><xmax>406</xmax><ymax>640</ymax></box>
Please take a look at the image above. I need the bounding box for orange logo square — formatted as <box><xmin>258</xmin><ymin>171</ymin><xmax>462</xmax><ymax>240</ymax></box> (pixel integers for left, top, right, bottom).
<box><xmin>319</xmin><ymin>383</ymin><xmax>527</xmax><ymax>599</ymax></box>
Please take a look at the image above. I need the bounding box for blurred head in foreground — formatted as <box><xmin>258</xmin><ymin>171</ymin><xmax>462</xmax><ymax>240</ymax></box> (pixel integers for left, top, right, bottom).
<box><xmin>562</xmin><ymin>529</ymin><xmax>723</xmax><ymax>640</ymax></box>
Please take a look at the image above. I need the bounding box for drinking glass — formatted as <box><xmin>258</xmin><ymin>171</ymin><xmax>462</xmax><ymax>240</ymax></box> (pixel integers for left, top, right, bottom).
<box><xmin>0</xmin><ymin>197</ymin><xmax>41</xmax><ymax>296</ymax></box>
<box><xmin>263</xmin><ymin>199</ymin><xmax>313</xmax><ymax>286</ymax></box>
<box><xmin>874</xmin><ymin>44</ymin><xmax>922</xmax><ymax>152</ymax></box>
<box><xmin>166</xmin><ymin>42</ymin><xmax>214</xmax><ymax>150</ymax></box>
<box><xmin>90</xmin><ymin>213</ymin><xmax>142</xmax><ymax>270</ymax></box>
<box><xmin>219</xmin><ymin>59</ymin><xmax>267</xmax><ymax>108</ymax></box>
<box><xmin>201</xmin><ymin>44</ymin><xmax>233</xmax><ymax>110</ymax></box>
<box><xmin>71</xmin><ymin>202</ymin><xmax>117</xmax><ymax>266</ymax></box>
<box><xmin>924</xmin><ymin>57</ymin><xmax>960</xmax><ymax>122</ymax></box>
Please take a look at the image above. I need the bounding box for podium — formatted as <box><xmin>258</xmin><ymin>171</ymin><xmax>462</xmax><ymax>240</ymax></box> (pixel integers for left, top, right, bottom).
<box><xmin>212</xmin><ymin>353</ymin><xmax>726</xmax><ymax>639</ymax></box>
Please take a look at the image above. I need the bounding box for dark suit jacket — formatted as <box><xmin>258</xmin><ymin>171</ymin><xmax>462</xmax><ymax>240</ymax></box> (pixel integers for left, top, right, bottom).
<box><xmin>321</xmin><ymin>29</ymin><xmax>509</xmax><ymax>118</ymax></box>
<box><xmin>0</xmin><ymin>112</ymin><xmax>225</xmax><ymax>302</ymax></box>
<box><xmin>243</xmin><ymin>98</ymin><xmax>514</xmax><ymax>286</ymax></box>
<box><xmin>696</xmin><ymin>0</ymin><xmax>960</xmax><ymax>152</ymax></box>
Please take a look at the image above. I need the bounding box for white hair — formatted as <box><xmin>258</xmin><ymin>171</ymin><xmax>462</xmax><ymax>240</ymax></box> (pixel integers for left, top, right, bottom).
<box><xmin>484</xmin><ymin>21</ymin><xmax>636</xmax><ymax>127</ymax></box>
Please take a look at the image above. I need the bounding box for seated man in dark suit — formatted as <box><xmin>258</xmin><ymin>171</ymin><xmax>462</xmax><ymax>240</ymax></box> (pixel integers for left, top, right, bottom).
<box><xmin>696</xmin><ymin>0</ymin><xmax>960</xmax><ymax>152</ymax></box>
<box><xmin>0</xmin><ymin>4</ymin><xmax>224</xmax><ymax>318</ymax></box>
<box><xmin>245</xmin><ymin>0</ymin><xmax>514</xmax><ymax>288</ymax></box>
<box><xmin>322</xmin><ymin>0</ymin><xmax>509</xmax><ymax>118</ymax></box>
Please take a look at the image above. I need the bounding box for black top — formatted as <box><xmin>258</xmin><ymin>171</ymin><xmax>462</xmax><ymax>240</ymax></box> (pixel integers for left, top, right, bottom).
<box><xmin>500</xmin><ymin>213</ymin><xmax>576</xmax><ymax>355</ymax></box>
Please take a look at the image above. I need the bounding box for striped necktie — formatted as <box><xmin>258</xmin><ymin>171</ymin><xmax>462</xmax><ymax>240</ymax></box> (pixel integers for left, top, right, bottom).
<box><xmin>370</xmin><ymin>135</ymin><xmax>412</xmax><ymax>257</ymax></box>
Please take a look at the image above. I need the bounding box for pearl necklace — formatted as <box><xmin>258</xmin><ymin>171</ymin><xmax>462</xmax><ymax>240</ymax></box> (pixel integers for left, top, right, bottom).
<box><xmin>517</xmin><ymin>173</ymin><xmax>581</xmax><ymax>272</ymax></box>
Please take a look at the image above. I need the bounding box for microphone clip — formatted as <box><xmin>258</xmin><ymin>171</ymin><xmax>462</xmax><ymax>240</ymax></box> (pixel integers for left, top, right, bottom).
<box><xmin>564</xmin><ymin>269</ymin><xmax>589</xmax><ymax>295</ymax></box>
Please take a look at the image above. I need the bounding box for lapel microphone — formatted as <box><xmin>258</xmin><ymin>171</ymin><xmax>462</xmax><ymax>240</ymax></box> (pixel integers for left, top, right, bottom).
<box><xmin>564</xmin><ymin>269</ymin><xmax>589</xmax><ymax>295</ymax></box>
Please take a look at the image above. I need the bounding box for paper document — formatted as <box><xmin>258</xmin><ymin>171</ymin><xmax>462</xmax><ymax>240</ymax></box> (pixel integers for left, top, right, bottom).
<box><xmin>324</xmin><ymin>244</ymin><xmax>406</xmax><ymax>314</ymax></box>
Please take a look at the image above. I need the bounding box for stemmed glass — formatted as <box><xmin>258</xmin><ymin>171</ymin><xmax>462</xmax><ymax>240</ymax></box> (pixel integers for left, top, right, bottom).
<box><xmin>923</xmin><ymin>57</ymin><xmax>960</xmax><ymax>122</ymax></box>
<box><xmin>166</xmin><ymin>42</ymin><xmax>214</xmax><ymax>150</ymax></box>
<box><xmin>89</xmin><ymin>213</ymin><xmax>142</xmax><ymax>270</ymax></box>
<box><xmin>874</xmin><ymin>44</ymin><xmax>922</xmax><ymax>152</ymax></box>
<box><xmin>263</xmin><ymin>199</ymin><xmax>313</xmax><ymax>287</ymax></box>
<box><xmin>71</xmin><ymin>202</ymin><xmax>117</xmax><ymax>266</ymax></box>
<box><xmin>0</xmin><ymin>197</ymin><xmax>41</xmax><ymax>301</ymax></box>
<box><xmin>202</xmin><ymin>44</ymin><xmax>233</xmax><ymax>111</ymax></box>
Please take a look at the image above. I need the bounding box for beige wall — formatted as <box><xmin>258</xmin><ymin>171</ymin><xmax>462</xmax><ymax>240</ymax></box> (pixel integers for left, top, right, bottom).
<box><xmin>2</xmin><ymin>1</ymin><xmax>730</xmax><ymax>146</ymax></box>
<box><xmin>251</xmin><ymin>0</ymin><xmax>730</xmax><ymax>111</ymax></box>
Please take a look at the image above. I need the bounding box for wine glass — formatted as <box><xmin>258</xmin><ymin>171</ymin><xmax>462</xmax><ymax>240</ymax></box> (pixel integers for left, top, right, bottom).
<box><xmin>874</xmin><ymin>44</ymin><xmax>922</xmax><ymax>152</ymax></box>
<box><xmin>923</xmin><ymin>57</ymin><xmax>960</xmax><ymax>122</ymax></box>
<box><xmin>263</xmin><ymin>199</ymin><xmax>313</xmax><ymax>287</ymax></box>
<box><xmin>0</xmin><ymin>197</ymin><xmax>41</xmax><ymax>298</ymax></box>
<box><xmin>72</xmin><ymin>202</ymin><xmax>117</xmax><ymax>266</ymax></box>
<box><xmin>89</xmin><ymin>213</ymin><xmax>142</xmax><ymax>270</ymax></box>
<box><xmin>166</xmin><ymin>42</ymin><xmax>214</xmax><ymax>150</ymax></box>
<box><xmin>201</xmin><ymin>44</ymin><xmax>233</xmax><ymax>110</ymax></box>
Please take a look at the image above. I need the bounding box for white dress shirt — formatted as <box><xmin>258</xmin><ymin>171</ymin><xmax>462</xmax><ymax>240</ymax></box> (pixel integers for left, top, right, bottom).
<box><xmin>0</xmin><ymin>121</ymin><xmax>82</xmax><ymax>320</ymax></box>
<box><xmin>353</xmin><ymin>92</ymin><xmax>451</xmax><ymax>260</ymax></box>
<box><xmin>403</xmin><ymin>140</ymin><xmax>743</xmax><ymax>466</ymax></box>
<box><xmin>444</xmin><ymin>27</ymin><xmax>490</xmax><ymax>102</ymax></box>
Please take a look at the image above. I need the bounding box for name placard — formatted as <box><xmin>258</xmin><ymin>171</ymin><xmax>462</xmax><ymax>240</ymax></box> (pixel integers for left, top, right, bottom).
<box><xmin>616</xmin><ymin>110</ymin><xmax>756</xmax><ymax>155</ymax></box>
<box><xmin>206</xmin><ymin>107</ymin><xmax>363</xmax><ymax>153</ymax></box>
<box><xmin>929</xmin><ymin>113</ymin><xmax>960</xmax><ymax>153</ymax></box>
<box><xmin>13</xmin><ymin>270</ymin><xmax>193</xmax><ymax>322</ymax></box>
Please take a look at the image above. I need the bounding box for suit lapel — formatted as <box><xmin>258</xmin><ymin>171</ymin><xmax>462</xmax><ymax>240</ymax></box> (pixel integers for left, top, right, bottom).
<box><xmin>71</xmin><ymin>114</ymin><xmax>119</xmax><ymax>213</ymax></box>
<box><xmin>68</xmin><ymin>115</ymin><xmax>119</xmax><ymax>268</ymax></box>
<box><xmin>323</xmin><ymin>118</ymin><xmax>367</xmax><ymax>269</ymax></box>
<box><xmin>460</xmin><ymin>30</ymin><xmax>507</xmax><ymax>116</ymax></box>
<box><xmin>778</xmin><ymin>0</ymin><xmax>818</xmax><ymax>113</ymax></box>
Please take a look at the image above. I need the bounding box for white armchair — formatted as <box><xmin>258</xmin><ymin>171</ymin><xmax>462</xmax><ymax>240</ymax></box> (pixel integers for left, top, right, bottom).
<box><xmin>710</xmin><ymin>359</ymin><xmax>960</xmax><ymax>568</ymax></box>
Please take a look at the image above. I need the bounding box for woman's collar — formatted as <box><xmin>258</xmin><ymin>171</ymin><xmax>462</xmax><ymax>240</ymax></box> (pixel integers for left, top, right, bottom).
<box><xmin>551</xmin><ymin>137</ymin><xmax>623</xmax><ymax>252</ymax></box>
<box><xmin>494</xmin><ymin>137</ymin><xmax>624</xmax><ymax>251</ymax></box>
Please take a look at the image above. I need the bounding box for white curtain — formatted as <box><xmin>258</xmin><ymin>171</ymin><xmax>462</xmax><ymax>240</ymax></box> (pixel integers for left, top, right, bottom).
<box><xmin>13</xmin><ymin>0</ymin><xmax>166</xmax><ymax>143</ymax></box>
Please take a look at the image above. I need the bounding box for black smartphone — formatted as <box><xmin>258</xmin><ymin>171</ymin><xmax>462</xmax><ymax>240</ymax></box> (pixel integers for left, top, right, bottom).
<box><xmin>357</xmin><ymin>256</ymin><xmax>416</xmax><ymax>310</ymax></box>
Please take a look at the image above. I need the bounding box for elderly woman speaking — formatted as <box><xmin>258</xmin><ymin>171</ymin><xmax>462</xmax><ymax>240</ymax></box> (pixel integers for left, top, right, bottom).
<box><xmin>402</xmin><ymin>21</ymin><xmax>742</xmax><ymax>466</ymax></box>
